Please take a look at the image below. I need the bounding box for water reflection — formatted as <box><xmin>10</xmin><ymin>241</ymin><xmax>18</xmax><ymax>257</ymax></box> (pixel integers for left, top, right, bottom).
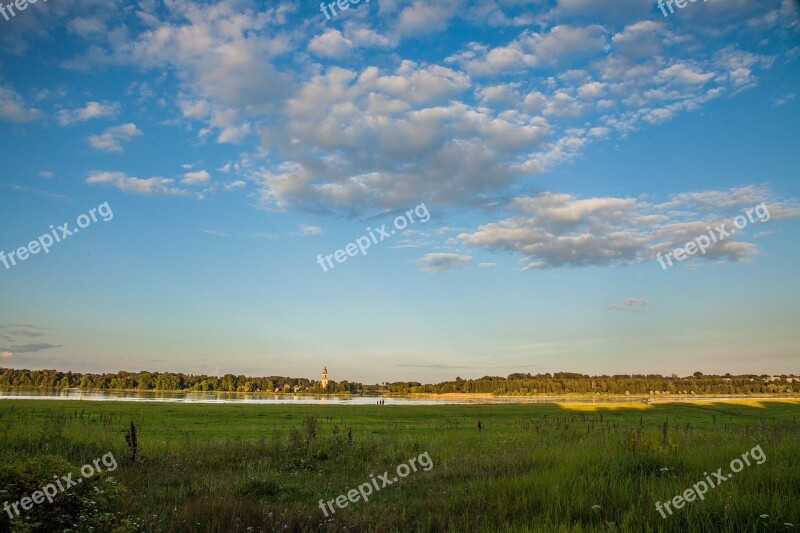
<box><xmin>0</xmin><ymin>389</ymin><xmax>662</xmax><ymax>405</ymax></box>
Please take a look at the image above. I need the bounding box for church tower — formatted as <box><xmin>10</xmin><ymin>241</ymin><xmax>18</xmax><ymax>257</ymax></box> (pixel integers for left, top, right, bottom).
<box><xmin>321</xmin><ymin>367</ymin><xmax>329</xmax><ymax>390</ymax></box>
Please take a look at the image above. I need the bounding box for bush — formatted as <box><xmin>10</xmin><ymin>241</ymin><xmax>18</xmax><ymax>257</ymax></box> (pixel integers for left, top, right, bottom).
<box><xmin>0</xmin><ymin>455</ymin><xmax>136</xmax><ymax>533</ymax></box>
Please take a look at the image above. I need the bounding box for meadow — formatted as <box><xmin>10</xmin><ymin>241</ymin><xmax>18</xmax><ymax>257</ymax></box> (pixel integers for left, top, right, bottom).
<box><xmin>0</xmin><ymin>399</ymin><xmax>798</xmax><ymax>532</ymax></box>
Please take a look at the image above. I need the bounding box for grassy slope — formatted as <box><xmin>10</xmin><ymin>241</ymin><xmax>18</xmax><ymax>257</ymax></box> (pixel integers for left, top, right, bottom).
<box><xmin>0</xmin><ymin>400</ymin><xmax>798</xmax><ymax>532</ymax></box>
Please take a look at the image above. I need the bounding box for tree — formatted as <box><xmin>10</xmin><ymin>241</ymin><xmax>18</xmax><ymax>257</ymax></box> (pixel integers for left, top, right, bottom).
<box><xmin>136</xmin><ymin>372</ymin><xmax>154</xmax><ymax>390</ymax></box>
<box><xmin>220</xmin><ymin>374</ymin><xmax>237</xmax><ymax>392</ymax></box>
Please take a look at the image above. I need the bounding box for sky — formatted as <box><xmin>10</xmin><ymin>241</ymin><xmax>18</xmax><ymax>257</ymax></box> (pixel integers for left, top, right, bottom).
<box><xmin>0</xmin><ymin>0</ymin><xmax>798</xmax><ymax>384</ymax></box>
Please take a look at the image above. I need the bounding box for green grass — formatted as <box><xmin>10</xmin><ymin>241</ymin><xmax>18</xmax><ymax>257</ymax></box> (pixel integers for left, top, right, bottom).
<box><xmin>0</xmin><ymin>399</ymin><xmax>798</xmax><ymax>532</ymax></box>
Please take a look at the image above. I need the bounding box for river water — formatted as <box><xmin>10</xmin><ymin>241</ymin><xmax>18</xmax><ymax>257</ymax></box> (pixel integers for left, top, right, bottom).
<box><xmin>0</xmin><ymin>389</ymin><xmax>745</xmax><ymax>405</ymax></box>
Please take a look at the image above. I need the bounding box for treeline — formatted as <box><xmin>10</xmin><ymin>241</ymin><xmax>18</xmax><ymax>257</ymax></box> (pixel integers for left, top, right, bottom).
<box><xmin>377</xmin><ymin>372</ymin><xmax>799</xmax><ymax>395</ymax></box>
<box><xmin>1</xmin><ymin>368</ymin><xmax>796</xmax><ymax>396</ymax></box>
<box><xmin>0</xmin><ymin>368</ymin><xmax>361</xmax><ymax>394</ymax></box>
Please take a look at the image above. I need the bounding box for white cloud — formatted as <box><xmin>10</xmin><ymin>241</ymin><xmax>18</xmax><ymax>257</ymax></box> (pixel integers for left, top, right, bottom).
<box><xmin>459</xmin><ymin>186</ymin><xmax>800</xmax><ymax>270</ymax></box>
<box><xmin>460</xmin><ymin>25</ymin><xmax>608</xmax><ymax>76</ymax></box>
<box><xmin>182</xmin><ymin>170</ymin><xmax>211</xmax><ymax>186</ymax></box>
<box><xmin>308</xmin><ymin>29</ymin><xmax>353</xmax><ymax>58</ymax></box>
<box><xmin>0</xmin><ymin>85</ymin><xmax>42</xmax><ymax>122</ymax></box>
<box><xmin>414</xmin><ymin>253</ymin><xmax>472</xmax><ymax>273</ymax></box>
<box><xmin>113</xmin><ymin>0</ymin><xmax>292</xmax><ymax>144</ymax></box>
<box><xmin>85</xmin><ymin>171</ymin><xmax>186</xmax><ymax>196</ymax></box>
<box><xmin>88</xmin><ymin>123</ymin><xmax>142</xmax><ymax>152</ymax></box>
<box><xmin>395</xmin><ymin>0</ymin><xmax>464</xmax><ymax>36</ymax></box>
<box><xmin>56</xmin><ymin>101</ymin><xmax>119</xmax><ymax>125</ymax></box>
<box><xmin>223</xmin><ymin>180</ymin><xmax>246</xmax><ymax>191</ymax></box>
<box><xmin>36</xmin><ymin>0</ymin><xmax>793</xmax><ymax>218</ymax></box>
<box><xmin>243</xmin><ymin>14</ymin><xmax>782</xmax><ymax>214</ymax></box>
<box><xmin>298</xmin><ymin>224</ymin><xmax>323</xmax><ymax>236</ymax></box>
<box><xmin>249</xmin><ymin>61</ymin><xmax>549</xmax><ymax>213</ymax></box>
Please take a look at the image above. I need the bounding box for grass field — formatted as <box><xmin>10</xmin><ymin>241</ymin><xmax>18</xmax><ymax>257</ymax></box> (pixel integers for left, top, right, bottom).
<box><xmin>0</xmin><ymin>399</ymin><xmax>798</xmax><ymax>532</ymax></box>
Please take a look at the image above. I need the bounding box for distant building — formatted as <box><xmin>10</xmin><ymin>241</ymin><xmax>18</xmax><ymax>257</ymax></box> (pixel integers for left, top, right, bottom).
<box><xmin>767</xmin><ymin>376</ymin><xmax>798</xmax><ymax>383</ymax></box>
<box><xmin>321</xmin><ymin>367</ymin><xmax>329</xmax><ymax>390</ymax></box>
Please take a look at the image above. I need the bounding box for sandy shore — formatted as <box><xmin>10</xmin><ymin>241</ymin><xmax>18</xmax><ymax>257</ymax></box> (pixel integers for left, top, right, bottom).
<box><xmin>400</xmin><ymin>392</ymin><xmax>799</xmax><ymax>402</ymax></box>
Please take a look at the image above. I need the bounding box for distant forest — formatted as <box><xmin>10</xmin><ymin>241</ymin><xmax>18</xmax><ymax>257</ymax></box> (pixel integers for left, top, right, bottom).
<box><xmin>1</xmin><ymin>367</ymin><xmax>798</xmax><ymax>396</ymax></box>
<box><xmin>388</xmin><ymin>372</ymin><xmax>799</xmax><ymax>396</ymax></box>
<box><xmin>0</xmin><ymin>367</ymin><xmax>359</xmax><ymax>394</ymax></box>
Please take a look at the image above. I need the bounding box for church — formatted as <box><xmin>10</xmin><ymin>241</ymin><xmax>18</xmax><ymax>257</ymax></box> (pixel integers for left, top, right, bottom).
<box><xmin>321</xmin><ymin>367</ymin><xmax>329</xmax><ymax>390</ymax></box>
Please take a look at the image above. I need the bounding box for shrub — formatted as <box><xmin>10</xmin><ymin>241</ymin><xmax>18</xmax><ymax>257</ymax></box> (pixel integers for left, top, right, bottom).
<box><xmin>0</xmin><ymin>455</ymin><xmax>135</xmax><ymax>533</ymax></box>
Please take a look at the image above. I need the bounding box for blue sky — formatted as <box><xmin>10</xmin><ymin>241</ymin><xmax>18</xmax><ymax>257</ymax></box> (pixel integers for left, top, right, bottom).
<box><xmin>1</xmin><ymin>0</ymin><xmax>798</xmax><ymax>383</ymax></box>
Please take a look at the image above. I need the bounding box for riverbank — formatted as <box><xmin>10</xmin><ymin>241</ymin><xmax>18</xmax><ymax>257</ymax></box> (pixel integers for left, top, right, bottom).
<box><xmin>404</xmin><ymin>391</ymin><xmax>800</xmax><ymax>401</ymax></box>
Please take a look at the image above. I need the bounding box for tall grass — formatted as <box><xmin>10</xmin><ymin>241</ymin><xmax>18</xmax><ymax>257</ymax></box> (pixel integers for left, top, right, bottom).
<box><xmin>0</xmin><ymin>400</ymin><xmax>797</xmax><ymax>532</ymax></box>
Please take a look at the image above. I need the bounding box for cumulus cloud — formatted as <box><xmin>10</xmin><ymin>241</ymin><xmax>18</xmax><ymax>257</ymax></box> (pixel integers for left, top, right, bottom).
<box><xmin>394</xmin><ymin>0</ymin><xmax>464</xmax><ymax>36</ymax></box>
<box><xmin>414</xmin><ymin>253</ymin><xmax>473</xmax><ymax>273</ymax></box>
<box><xmin>308</xmin><ymin>29</ymin><xmax>353</xmax><ymax>58</ymax></box>
<box><xmin>223</xmin><ymin>180</ymin><xmax>246</xmax><ymax>191</ymax></box>
<box><xmin>459</xmin><ymin>25</ymin><xmax>608</xmax><ymax>76</ymax></box>
<box><xmin>459</xmin><ymin>186</ymin><xmax>800</xmax><ymax>270</ymax></box>
<box><xmin>248</xmin><ymin>61</ymin><xmax>548</xmax><ymax>213</ymax></box>
<box><xmin>116</xmin><ymin>0</ymin><xmax>293</xmax><ymax>143</ymax></box>
<box><xmin>308</xmin><ymin>26</ymin><xmax>394</xmax><ymax>57</ymax></box>
<box><xmin>0</xmin><ymin>85</ymin><xmax>42</xmax><ymax>122</ymax></box>
<box><xmin>182</xmin><ymin>170</ymin><xmax>211</xmax><ymax>186</ymax></box>
<box><xmin>56</xmin><ymin>101</ymin><xmax>119</xmax><ymax>125</ymax></box>
<box><xmin>88</xmin><ymin>123</ymin><xmax>142</xmax><ymax>152</ymax></box>
<box><xmin>242</xmin><ymin>10</ymin><xmax>783</xmax><ymax>214</ymax></box>
<box><xmin>86</xmin><ymin>171</ymin><xmax>186</xmax><ymax>196</ymax></box>
<box><xmin>16</xmin><ymin>0</ymin><xmax>793</xmax><ymax>217</ymax></box>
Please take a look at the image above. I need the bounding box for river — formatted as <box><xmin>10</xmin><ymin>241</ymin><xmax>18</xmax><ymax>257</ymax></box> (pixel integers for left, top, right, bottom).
<box><xmin>0</xmin><ymin>389</ymin><xmax>763</xmax><ymax>405</ymax></box>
